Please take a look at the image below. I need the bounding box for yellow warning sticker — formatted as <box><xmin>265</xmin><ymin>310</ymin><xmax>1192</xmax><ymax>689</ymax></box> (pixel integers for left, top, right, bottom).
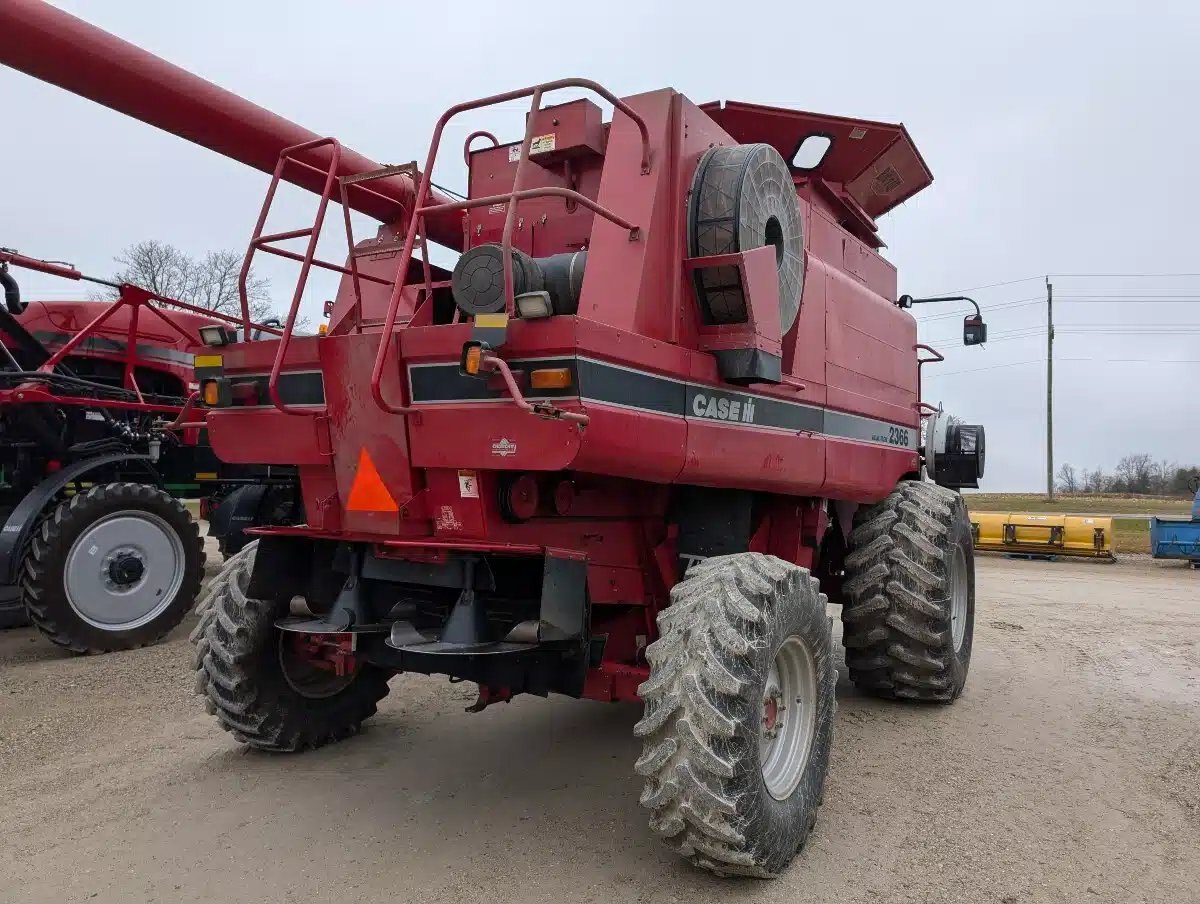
<box><xmin>474</xmin><ymin>312</ymin><xmax>508</xmax><ymax>329</ymax></box>
<box><xmin>508</xmin><ymin>133</ymin><xmax>555</xmax><ymax>161</ymax></box>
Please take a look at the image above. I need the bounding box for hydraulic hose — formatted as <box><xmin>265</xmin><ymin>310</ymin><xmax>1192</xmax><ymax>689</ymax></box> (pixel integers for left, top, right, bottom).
<box><xmin>0</xmin><ymin>266</ymin><xmax>26</xmax><ymax>315</ymax></box>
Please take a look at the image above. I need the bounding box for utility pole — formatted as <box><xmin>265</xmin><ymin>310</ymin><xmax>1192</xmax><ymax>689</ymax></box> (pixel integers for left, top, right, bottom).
<box><xmin>1046</xmin><ymin>277</ymin><xmax>1054</xmax><ymax>500</ymax></box>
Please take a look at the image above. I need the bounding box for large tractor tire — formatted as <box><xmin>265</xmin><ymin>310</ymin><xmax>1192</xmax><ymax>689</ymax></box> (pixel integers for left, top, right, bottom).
<box><xmin>211</xmin><ymin>485</ymin><xmax>299</xmax><ymax>559</ymax></box>
<box><xmin>841</xmin><ymin>480</ymin><xmax>974</xmax><ymax>702</ymax></box>
<box><xmin>20</xmin><ymin>483</ymin><xmax>204</xmax><ymax>654</ymax></box>
<box><xmin>192</xmin><ymin>542</ymin><xmax>391</xmax><ymax>752</ymax></box>
<box><xmin>0</xmin><ymin>586</ymin><xmax>29</xmax><ymax>629</ymax></box>
<box><xmin>635</xmin><ymin>553</ymin><xmax>836</xmax><ymax>878</ymax></box>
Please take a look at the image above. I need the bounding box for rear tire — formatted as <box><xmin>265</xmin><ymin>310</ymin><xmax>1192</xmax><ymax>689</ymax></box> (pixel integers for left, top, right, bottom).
<box><xmin>20</xmin><ymin>483</ymin><xmax>204</xmax><ymax>654</ymax></box>
<box><xmin>635</xmin><ymin>553</ymin><xmax>836</xmax><ymax>877</ymax></box>
<box><xmin>840</xmin><ymin>480</ymin><xmax>974</xmax><ymax>702</ymax></box>
<box><xmin>192</xmin><ymin>542</ymin><xmax>391</xmax><ymax>752</ymax></box>
<box><xmin>0</xmin><ymin>589</ymin><xmax>29</xmax><ymax>629</ymax></box>
<box><xmin>213</xmin><ymin>485</ymin><xmax>299</xmax><ymax>559</ymax></box>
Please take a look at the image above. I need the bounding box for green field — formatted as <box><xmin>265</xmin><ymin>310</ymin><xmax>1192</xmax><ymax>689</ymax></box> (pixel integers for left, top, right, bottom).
<box><xmin>963</xmin><ymin>493</ymin><xmax>1192</xmax><ymax>516</ymax></box>
<box><xmin>963</xmin><ymin>493</ymin><xmax>1192</xmax><ymax>554</ymax></box>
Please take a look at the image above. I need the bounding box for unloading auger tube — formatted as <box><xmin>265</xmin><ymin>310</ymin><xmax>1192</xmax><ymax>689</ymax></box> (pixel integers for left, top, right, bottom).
<box><xmin>0</xmin><ymin>0</ymin><xmax>464</xmax><ymax>249</ymax></box>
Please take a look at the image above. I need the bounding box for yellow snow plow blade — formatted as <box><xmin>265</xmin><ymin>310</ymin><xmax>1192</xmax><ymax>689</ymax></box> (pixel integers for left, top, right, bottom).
<box><xmin>971</xmin><ymin>512</ymin><xmax>1115</xmax><ymax>560</ymax></box>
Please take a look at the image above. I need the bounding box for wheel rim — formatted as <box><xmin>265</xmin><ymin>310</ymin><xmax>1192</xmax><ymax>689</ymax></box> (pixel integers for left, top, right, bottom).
<box><xmin>950</xmin><ymin>545</ymin><xmax>969</xmax><ymax>652</ymax></box>
<box><xmin>278</xmin><ymin>635</ymin><xmax>358</xmax><ymax>699</ymax></box>
<box><xmin>760</xmin><ymin>635</ymin><xmax>819</xmax><ymax>801</ymax></box>
<box><xmin>64</xmin><ymin>509</ymin><xmax>186</xmax><ymax>631</ymax></box>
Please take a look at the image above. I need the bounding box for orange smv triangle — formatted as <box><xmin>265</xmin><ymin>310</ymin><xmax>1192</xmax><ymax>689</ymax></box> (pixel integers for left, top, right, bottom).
<box><xmin>346</xmin><ymin>448</ymin><xmax>399</xmax><ymax>512</ymax></box>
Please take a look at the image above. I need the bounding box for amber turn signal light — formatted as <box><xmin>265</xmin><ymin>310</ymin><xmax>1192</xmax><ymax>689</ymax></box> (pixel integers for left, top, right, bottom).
<box><xmin>530</xmin><ymin>368</ymin><xmax>572</xmax><ymax>390</ymax></box>
<box><xmin>460</xmin><ymin>340</ymin><xmax>489</xmax><ymax>376</ymax></box>
<box><xmin>201</xmin><ymin>380</ymin><xmax>220</xmax><ymax>406</ymax></box>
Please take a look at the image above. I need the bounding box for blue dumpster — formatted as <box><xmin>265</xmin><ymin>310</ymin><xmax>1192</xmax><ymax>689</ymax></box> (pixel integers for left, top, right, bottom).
<box><xmin>1150</xmin><ymin>486</ymin><xmax>1200</xmax><ymax>566</ymax></box>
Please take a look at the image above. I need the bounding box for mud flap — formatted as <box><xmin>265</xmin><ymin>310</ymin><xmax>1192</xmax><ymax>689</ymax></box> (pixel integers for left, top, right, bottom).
<box><xmin>207</xmin><ymin>484</ymin><xmax>269</xmax><ymax>546</ymax></box>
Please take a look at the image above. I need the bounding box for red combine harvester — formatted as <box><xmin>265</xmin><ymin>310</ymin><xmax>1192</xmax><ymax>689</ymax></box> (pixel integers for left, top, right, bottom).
<box><xmin>0</xmin><ymin>249</ymin><xmax>299</xmax><ymax>649</ymax></box>
<box><xmin>2</xmin><ymin>0</ymin><xmax>988</xmax><ymax>877</ymax></box>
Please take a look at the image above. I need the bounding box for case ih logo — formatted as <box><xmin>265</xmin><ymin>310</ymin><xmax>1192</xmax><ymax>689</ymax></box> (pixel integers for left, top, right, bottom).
<box><xmin>692</xmin><ymin>393</ymin><xmax>756</xmax><ymax>424</ymax></box>
<box><xmin>491</xmin><ymin>437</ymin><xmax>518</xmax><ymax>457</ymax></box>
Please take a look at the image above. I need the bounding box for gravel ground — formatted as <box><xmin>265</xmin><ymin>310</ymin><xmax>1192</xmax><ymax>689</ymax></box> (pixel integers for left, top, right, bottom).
<box><xmin>0</xmin><ymin>549</ymin><xmax>1197</xmax><ymax>904</ymax></box>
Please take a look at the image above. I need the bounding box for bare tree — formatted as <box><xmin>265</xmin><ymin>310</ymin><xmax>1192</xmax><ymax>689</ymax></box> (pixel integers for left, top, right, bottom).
<box><xmin>1082</xmin><ymin>468</ymin><xmax>1108</xmax><ymax>493</ymax></box>
<box><xmin>98</xmin><ymin>240</ymin><xmax>277</xmax><ymax>323</ymax></box>
<box><xmin>1056</xmin><ymin>462</ymin><xmax>1079</xmax><ymax>493</ymax></box>
<box><xmin>1114</xmin><ymin>453</ymin><xmax>1154</xmax><ymax>494</ymax></box>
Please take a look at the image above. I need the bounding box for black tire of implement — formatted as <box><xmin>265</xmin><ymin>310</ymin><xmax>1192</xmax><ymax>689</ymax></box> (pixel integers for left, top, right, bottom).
<box><xmin>634</xmin><ymin>552</ymin><xmax>836</xmax><ymax>878</ymax></box>
<box><xmin>0</xmin><ymin>597</ymin><xmax>30</xmax><ymax>629</ymax></box>
<box><xmin>20</xmin><ymin>483</ymin><xmax>204</xmax><ymax>654</ymax></box>
<box><xmin>840</xmin><ymin>480</ymin><xmax>974</xmax><ymax>702</ymax></box>
<box><xmin>191</xmin><ymin>541</ymin><xmax>392</xmax><ymax>752</ymax></box>
<box><xmin>214</xmin><ymin>485</ymin><xmax>298</xmax><ymax>559</ymax></box>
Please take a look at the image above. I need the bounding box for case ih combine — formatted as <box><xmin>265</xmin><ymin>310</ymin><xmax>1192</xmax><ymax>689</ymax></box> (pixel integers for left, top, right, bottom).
<box><xmin>3</xmin><ymin>0</ymin><xmax>987</xmax><ymax>878</ymax></box>
<box><xmin>0</xmin><ymin>249</ymin><xmax>298</xmax><ymax>649</ymax></box>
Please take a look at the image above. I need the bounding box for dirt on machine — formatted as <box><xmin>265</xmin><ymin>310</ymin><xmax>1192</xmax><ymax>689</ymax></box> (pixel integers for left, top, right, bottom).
<box><xmin>2</xmin><ymin>0</ymin><xmax>989</xmax><ymax>878</ymax></box>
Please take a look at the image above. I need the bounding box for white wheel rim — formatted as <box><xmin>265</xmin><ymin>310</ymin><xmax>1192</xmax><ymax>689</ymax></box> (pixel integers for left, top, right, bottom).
<box><xmin>950</xmin><ymin>545</ymin><xmax>968</xmax><ymax>652</ymax></box>
<box><xmin>64</xmin><ymin>509</ymin><xmax>186</xmax><ymax>631</ymax></box>
<box><xmin>760</xmin><ymin>636</ymin><xmax>818</xmax><ymax>801</ymax></box>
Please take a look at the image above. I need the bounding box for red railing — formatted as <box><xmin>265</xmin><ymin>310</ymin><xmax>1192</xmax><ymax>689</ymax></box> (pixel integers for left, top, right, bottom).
<box><xmin>0</xmin><ymin>248</ymin><xmax>279</xmax><ymax>408</ymax></box>
<box><xmin>367</xmin><ymin>77</ymin><xmax>652</xmax><ymax>415</ymax></box>
<box><xmin>238</xmin><ymin>139</ymin><xmax>414</xmax><ymax>414</ymax></box>
<box><xmin>915</xmin><ymin>343</ymin><xmax>945</xmax><ymax>417</ymax></box>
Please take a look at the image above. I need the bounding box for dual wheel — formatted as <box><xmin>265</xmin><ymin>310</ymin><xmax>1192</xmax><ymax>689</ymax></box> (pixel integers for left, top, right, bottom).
<box><xmin>635</xmin><ymin>479</ymin><xmax>974</xmax><ymax>876</ymax></box>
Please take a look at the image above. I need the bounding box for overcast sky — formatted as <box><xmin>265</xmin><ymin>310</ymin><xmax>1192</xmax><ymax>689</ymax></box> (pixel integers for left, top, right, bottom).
<box><xmin>3</xmin><ymin>1</ymin><xmax>1198</xmax><ymax>491</ymax></box>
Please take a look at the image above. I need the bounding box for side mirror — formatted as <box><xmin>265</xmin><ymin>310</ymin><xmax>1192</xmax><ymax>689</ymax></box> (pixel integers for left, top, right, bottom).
<box><xmin>963</xmin><ymin>314</ymin><xmax>987</xmax><ymax>346</ymax></box>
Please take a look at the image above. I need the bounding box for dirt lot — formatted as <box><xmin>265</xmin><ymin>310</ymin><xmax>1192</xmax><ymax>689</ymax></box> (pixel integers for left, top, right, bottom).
<box><xmin>1</xmin><ymin>550</ymin><xmax>1197</xmax><ymax>904</ymax></box>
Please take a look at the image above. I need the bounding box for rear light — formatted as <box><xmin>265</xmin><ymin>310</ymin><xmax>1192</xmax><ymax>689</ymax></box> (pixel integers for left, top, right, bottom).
<box><xmin>461</xmin><ymin>341</ymin><xmax>487</xmax><ymax>376</ymax></box>
<box><xmin>530</xmin><ymin>367</ymin><xmax>572</xmax><ymax>390</ymax></box>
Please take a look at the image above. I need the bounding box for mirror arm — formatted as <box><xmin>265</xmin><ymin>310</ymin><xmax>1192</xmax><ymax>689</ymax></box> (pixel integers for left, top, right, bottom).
<box><xmin>897</xmin><ymin>294</ymin><xmax>981</xmax><ymax>317</ymax></box>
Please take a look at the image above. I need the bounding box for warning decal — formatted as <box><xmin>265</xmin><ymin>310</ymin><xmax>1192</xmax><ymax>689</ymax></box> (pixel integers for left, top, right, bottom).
<box><xmin>346</xmin><ymin>448</ymin><xmax>399</xmax><ymax>512</ymax></box>
<box><xmin>508</xmin><ymin>133</ymin><xmax>555</xmax><ymax>161</ymax></box>
<box><xmin>458</xmin><ymin>470</ymin><xmax>479</xmax><ymax>498</ymax></box>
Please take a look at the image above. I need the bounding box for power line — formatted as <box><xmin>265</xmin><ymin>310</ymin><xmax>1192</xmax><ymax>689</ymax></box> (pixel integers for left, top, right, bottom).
<box><xmin>1059</xmin><ymin>357</ymin><xmax>1200</xmax><ymax>363</ymax></box>
<box><xmin>924</xmin><ymin>359</ymin><xmax>1040</xmax><ymax>378</ymax></box>
<box><xmin>929</xmin><ymin>275</ymin><xmax>1044</xmax><ymax>296</ymax></box>
<box><xmin>925</xmin><ymin>357</ymin><xmax>1200</xmax><ymax>378</ymax></box>
<box><xmin>1051</xmin><ymin>272</ymin><xmax>1200</xmax><ymax>279</ymax></box>
<box><xmin>921</xmin><ymin>327</ymin><xmax>1046</xmax><ymax>345</ymax></box>
<box><xmin>916</xmin><ymin>296</ymin><xmax>1045</xmax><ymax>323</ymax></box>
<box><xmin>928</xmin><ymin>272</ymin><xmax>1200</xmax><ymax>297</ymax></box>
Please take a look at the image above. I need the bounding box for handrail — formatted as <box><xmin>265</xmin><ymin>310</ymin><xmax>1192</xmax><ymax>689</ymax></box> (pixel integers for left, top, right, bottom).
<box><xmin>463</xmin><ymin>130</ymin><xmax>498</xmax><ymax>164</ymax></box>
<box><xmin>238</xmin><ymin>137</ymin><xmax>342</xmax><ymax>416</ymax></box>
<box><xmin>914</xmin><ymin>342</ymin><xmax>945</xmax><ymax>416</ymax></box>
<box><xmin>481</xmin><ymin>352</ymin><xmax>589</xmax><ymax>426</ymax></box>
<box><xmin>370</xmin><ymin>78</ymin><xmax>651</xmax><ymax>415</ymax></box>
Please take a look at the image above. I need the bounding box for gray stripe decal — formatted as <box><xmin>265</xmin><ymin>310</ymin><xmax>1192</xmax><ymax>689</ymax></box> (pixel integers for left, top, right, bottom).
<box><xmin>33</xmin><ymin>330</ymin><xmax>195</xmax><ymax>366</ymax></box>
<box><xmin>219</xmin><ymin>371</ymin><xmax>326</xmax><ymax>407</ymax></box>
<box><xmin>409</xmin><ymin>357</ymin><xmax>578</xmax><ymax>403</ymax></box>
<box><xmin>577</xmin><ymin>358</ymin><xmax>684</xmax><ymax>417</ymax></box>
<box><xmin>406</xmin><ymin>354</ymin><xmax>918</xmax><ymax>451</ymax></box>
